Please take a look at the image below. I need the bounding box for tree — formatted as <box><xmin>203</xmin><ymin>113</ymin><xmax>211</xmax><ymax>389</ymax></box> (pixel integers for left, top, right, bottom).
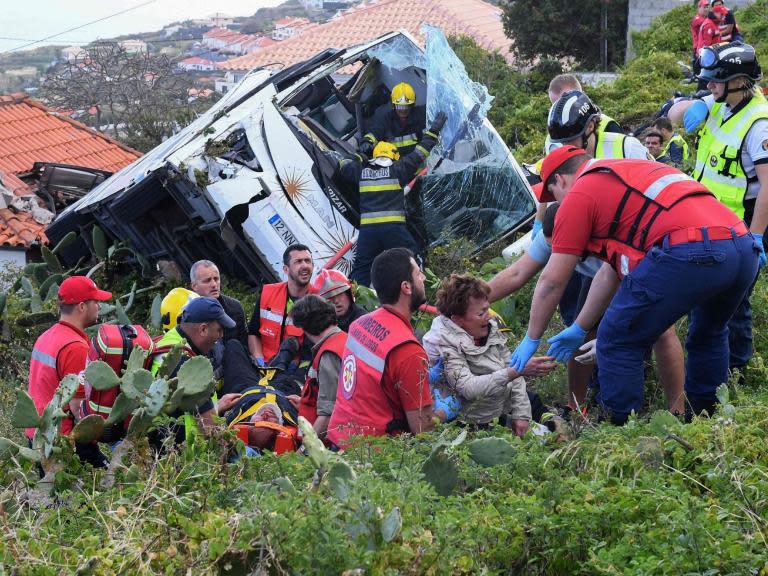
<box><xmin>502</xmin><ymin>0</ymin><xmax>629</xmax><ymax>70</ymax></box>
<box><xmin>42</xmin><ymin>42</ymin><xmax>209</xmax><ymax>151</ymax></box>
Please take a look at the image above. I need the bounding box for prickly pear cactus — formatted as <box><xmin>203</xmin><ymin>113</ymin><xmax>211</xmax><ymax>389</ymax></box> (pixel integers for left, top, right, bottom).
<box><xmin>85</xmin><ymin>360</ymin><xmax>121</xmax><ymax>391</ymax></box>
<box><xmin>467</xmin><ymin>437</ymin><xmax>516</xmax><ymax>467</ymax></box>
<box><xmin>422</xmin><ymin>445</ymin><xmax>458</xmax><ymax>496</ymax></box>
<box><xmin>298</xmin><ymin>416</ymin><xmax>330</xmax><ymax>469</ymax></box>
<box><xmin>104</xmin><ymin>393</ymin><xmax>138</xmax><ymax>426</ymax></box>
<box><xmin>11</xmin><ymin>390</ymin><xmax>41</xmax><ymax>429</ymax></box>
<box><xmin>144</xmin><ymin>379</ymin><xmax>170</xmax><ymax>417</ymax></box>
<box><xmin>71</xmin><ymin>415</ymin><xmax>106</xmax><ymax>444</ymax></box>
<box><xmin>126</xmin><ymin>408</ymin><xmax>154</xmax><ymax>438</ymax></box>
<box><xmin>176</xmin><ymin>356</ymin><xmax>213</xmax><ymax>396</ymax></box>
<box><xmin>122</xmin><ymin>369</ymin><xmax>153</xmax><ymax>401</ymax></box>
<box><xmin>125</xmin><ymin>345</ymin><xmax>148</xmax><ymax>374</ymax></box>
<box><xmin>155</xmin><ymin>343</ymin><xmax>185</xmax><ymax>379</ymax></box>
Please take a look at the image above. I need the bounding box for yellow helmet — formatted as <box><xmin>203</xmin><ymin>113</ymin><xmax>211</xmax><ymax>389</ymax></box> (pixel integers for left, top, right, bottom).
<box><xmin>161</xmin><ymin>287</ymin><xmax>199</xmax><ymax>331</ymax></box>
<box><xmin>372</xmin><ymin>141</ymin><xmax>400</xmax><ymax>161</ymax></box>
<box><xmin>391</xmin><ymin>82</ymin><xmax>416</xmax><ymax>108</ymax></box>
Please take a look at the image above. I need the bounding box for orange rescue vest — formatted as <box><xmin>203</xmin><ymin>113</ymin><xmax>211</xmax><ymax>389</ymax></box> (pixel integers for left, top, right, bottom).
<box><xmin>580</xmin><ymin>159</ymin><xmax>712</xmax><ymax>278</ymax></box>
<box><xmin>27</xmin><ymin>322</ymin><xmax>86</xmax><ymax>439</ymax></box>
<box><xmin>299</xmin><ymin>329</ymin><xmax>348</xmax><ymax>425</ymax></box>
<box><xmin>327</xmin><ymin>307</ymin><xmax>419</xmax><ymax>447</ymax></box>
<box><xmin>258</xmin><ymin>282</ymin><xmax>305</xmax><ymax>362</ymax></box>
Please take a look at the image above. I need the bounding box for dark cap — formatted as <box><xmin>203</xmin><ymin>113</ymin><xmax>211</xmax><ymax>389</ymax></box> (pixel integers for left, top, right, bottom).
<box><xmin>180</xmin><ymin>297</ymin><xmax>235</xmax><ymax>329</ymax></box>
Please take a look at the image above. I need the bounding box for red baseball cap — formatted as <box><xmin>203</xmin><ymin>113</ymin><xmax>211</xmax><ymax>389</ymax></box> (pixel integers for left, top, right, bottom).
<box><xmin>712</xmin><ymin>5</ymin><xmax>728</xmax><ymax>15</ymax></box>
<box><xmin>532</xmin><ymin>145</ymin><xmax>590</xmax><ymax>203</ymax></box>
<box><xmin>698</xmin><ymin>0</ymin><xmax>709</xmax><ymax>7</ymax></box>
<box><xmin>58</xmin><ymin>276</ymin><xmax>112</xmax><ymax>304</ymax></box>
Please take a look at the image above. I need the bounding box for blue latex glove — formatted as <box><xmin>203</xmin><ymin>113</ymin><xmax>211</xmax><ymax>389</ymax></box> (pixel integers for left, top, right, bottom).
<box><xmin>432</xmin><ymin>387</ymin><xmax>460</xmax><ymax>422</ymax></box>
<box><xmin>754</xmin><ymin>233</ymin><xmax>766</xmax><ymax>269</ymax></box>
<box><xmin>252</xmin><ymin>356</ymin><xmax>266</xmax><ymax>368</ymax></box>
<box><xmin>510</xmin><ymin>334</ymin><xmax>541</xmax><ymax>373</ymax></box>
<box><xmin>683</xmin><ymin>100</ymin><xmax>708</xmax><ymax>133</ymax></box>
<box><xmin>428</xmin><ymin>356</ymin><xmax>445</xmax><ymax>386</ymax></box>
<box><xmin>531</xmin><ymin>219</ymin><xmax>543</xmax><ymax>240</ymax></box>
<box><xmin>547</xmin><ymin>322</ymin><xmax>588</xmax><ymax>363</ymax></box>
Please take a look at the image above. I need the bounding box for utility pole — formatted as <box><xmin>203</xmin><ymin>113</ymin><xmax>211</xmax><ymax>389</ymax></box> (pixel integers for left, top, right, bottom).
<box><xmin>601</xmin><ymin>0</ymin><xmax>609</xmax><ymax>71</ymax></box>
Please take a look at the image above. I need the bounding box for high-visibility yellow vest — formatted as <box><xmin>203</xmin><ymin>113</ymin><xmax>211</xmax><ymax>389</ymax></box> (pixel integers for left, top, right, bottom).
<box><xmin>543</xmin><ymin>112</ymin><xmax>621</xmax><ymax>155</ymax></box>
<box><xmin>662</xmin><ymin>133</ymin><xmax>689</xmax><ymax>162</ymax></box>
<box><xmin>594</xmin><ymin>131</ymin><xmax>628</xmax><ymax>159</ymax></box>
<box><xmin>150</xmin><ymin>328</ymin><xmax>208</xmax><ymax>444</ymax></box>
<box><xmin>694</xmin><ymin>94</ymin><xmax>768</xmax><ymax>218</ymax></box>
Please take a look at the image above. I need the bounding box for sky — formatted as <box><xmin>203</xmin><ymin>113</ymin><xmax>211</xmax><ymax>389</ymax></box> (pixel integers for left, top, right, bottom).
<box><xmin>0</xmin><ymin>0</ymin><xmax>284</xmax><ymax>53</ymax></box>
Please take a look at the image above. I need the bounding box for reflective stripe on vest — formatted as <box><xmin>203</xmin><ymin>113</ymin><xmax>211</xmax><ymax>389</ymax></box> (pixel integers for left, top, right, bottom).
<box><xmin>581</xmin><ymin>159</ymin><xmax>712</xmax><ymax>278</ymax></box>
<box><xmin>662</xmin><ymin>133</ymin><xmax>689</xmax><ymax>161</ymax></box>
<box><xmin>259</xmin><ymin>282</ymin><xmax>305</xmax><ymax>362</ymax></box>
<box><xmin>31</xmin><ymin>348</ymin><xmax>57</xmax><ymax>368</ymax></box>
<box><xmin>694</xmin><ymin>95</ymin><xmax>768</xmax><ymax>218</ymax></box>
<box><xmin>360</xmin><ymin>178</ymin><xmax>400</xmax><ymax>193</ymax></box>
<box><xmin>595</xmin><ymin>132</ymin><xmax>627</xmax><ymax>160</ymax></box>
<box><xmin>359</xmin><ymin>166</ymin><xmax>406</xmax><ymax>226</ymax></box>
<box><xmin>393</xmin><ymin>133</ymin><xmax>418</xmax><ymax>148</ymax></box>
<box><xmin>326</xmin><ymin>307</ymin><xmax>419</xmax><ymax>446</ymax></box>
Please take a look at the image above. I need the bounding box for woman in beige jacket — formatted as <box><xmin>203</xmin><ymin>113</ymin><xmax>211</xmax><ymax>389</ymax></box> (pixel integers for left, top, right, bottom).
<box><xmin>423</xmin><ymin>274</ymin><xmax>556</xmax><ymax>437</ymax></box>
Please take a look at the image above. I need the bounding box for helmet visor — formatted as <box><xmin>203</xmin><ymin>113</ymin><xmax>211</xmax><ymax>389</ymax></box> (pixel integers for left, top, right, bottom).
<box><xmin>394</xmin><ymin>103</ymin><xmax>412</xmax><ymax>111</ymax></box>
<box><xmin>699</xmin><ymin>46</ymin><xmax>718</xmax><ymax>69</ymax></box>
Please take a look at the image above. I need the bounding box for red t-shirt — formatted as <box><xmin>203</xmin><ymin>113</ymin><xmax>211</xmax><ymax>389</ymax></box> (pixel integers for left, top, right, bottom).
<box><xmin>552</xmin><ymin>171</ymin><xmax>742</xmax><ymax>260</ymax></box>
<box><xmin>376</xmin><ymin>306</ymin><xmax>431</xmax><ymax>414</ymax></box>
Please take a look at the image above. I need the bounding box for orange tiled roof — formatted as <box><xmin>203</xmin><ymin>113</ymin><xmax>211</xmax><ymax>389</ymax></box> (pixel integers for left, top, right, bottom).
<box><xmin>221</xmin><ymin>0</ymin><xmax>512</xmax><ymax>71</ymax></box>
<box><xmin>0</xmin><ymin>92</ymin><xmax>141</xmax><ymax>247</ymax></box>
<box><xmin>0</xmin><ymin>207</ymin><xmax>48</xmax><ymax>248</ymax></box>
<box><xmin>0</xmin><ymin>93</ymin><xmax>140</xmax><ymax>194</ymax></box>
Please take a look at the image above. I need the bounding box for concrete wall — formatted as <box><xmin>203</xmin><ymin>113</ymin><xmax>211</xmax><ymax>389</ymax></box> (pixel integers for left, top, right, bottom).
<box><xmin>626</xmin><ymin>0</ymin><xmax>754</xmax><ymax>60</ymax></box>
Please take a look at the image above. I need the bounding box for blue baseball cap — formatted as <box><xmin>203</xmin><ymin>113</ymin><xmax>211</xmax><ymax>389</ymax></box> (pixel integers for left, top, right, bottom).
<box><xmin>180</xmin><ymin>297</ymin><xmax>235</xmax><ymax>329</ymax></box>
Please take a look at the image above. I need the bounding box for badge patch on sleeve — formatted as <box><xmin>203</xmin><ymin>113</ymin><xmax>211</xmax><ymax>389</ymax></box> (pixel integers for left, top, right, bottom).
<box><xmin>762</xmin><ymin>139</ymin><xmax>768</xmax><ymax>152</ymax></box>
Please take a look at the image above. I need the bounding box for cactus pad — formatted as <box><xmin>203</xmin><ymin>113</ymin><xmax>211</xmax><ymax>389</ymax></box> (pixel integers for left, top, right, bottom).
<box><xmin>467</xmin><ymin>437</ymin><xmax>516</xmax><ymax>467</ymax></box>
<box><xmin>122</xmin><ymin>369</ymin><xmax>153</xmax><ymax>401</ymax></box>
<box><xmin>72</xmin><ymin>415</ymin><xmax>106</xmax><ymax>444</ymax></box>
<box><xmin>11</xmin><ymin>390</ymin><xmax>41</xmax><ymax>429</ymax></box>
<box><xmin>144</xmin><ymin>379</ymin><xmax>169</xmax><ymax>417</ymax></box>
<box><xmin>176</xmin><ymin>356</ymin><xmax>213</xmax><ymax>396</ymax></box>
<box><xmin>105</xmin><ymin>393</ymin><xmax>138</xmax><ymax>426</ymax></box>
<box><xmin>85</xmin><ymin>361</ymin><xmax>121</xmax><ymax>391</ymax></box>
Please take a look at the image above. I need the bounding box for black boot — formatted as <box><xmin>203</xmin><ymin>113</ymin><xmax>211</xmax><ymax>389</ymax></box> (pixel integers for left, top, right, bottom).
<box><xmin>685</xmin><ymin>395</ymin><xmax>718</xmax><ymax>423</ymax></box>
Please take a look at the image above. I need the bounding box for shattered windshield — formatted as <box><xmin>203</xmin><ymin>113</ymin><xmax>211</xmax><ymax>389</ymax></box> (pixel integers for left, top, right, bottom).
<box><xmin>365</xmin><ymin>28</ymin><xmax>534</xmax><ymax>250</ymax></box>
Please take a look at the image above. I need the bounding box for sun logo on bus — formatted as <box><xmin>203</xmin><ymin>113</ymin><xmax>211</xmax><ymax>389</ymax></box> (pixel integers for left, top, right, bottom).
<box><xmin>279</xmin><ymin>167</ymin><xmax>312</xmax><ymax>203</ymax></box>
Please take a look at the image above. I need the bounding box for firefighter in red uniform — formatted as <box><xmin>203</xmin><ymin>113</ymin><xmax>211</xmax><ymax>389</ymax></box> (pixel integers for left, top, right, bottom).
<box><xmin>327</xmin><ymin>247</ymin><xmax>453</xmax><ymax>447</ymax></box>
<box><xmin>510</xmin><ymin>146</ymin><xmax>759</xmax><ymax>423</ymax></box>
<box><xmin>27</xmin><ymin>276</ymin><xmax>112</xmax><ymax>464</ymax></box>
<box><xmin>291</xmin><ymin>294</ymin><xmax>348</xmax><ymax>440</ymax></box>
<box><xmin>247</xmin><ymin>243</ymin><xmax>315</xmax><ymax>365</ymax></box>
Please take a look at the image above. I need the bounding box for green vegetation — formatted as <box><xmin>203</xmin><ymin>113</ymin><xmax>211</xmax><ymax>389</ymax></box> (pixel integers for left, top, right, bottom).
<box><xmin>502</xmin><ymin>0</ymin><xmax>629</xmax><ymax>70</ymax></box>
<box><xmin>456</xmin><ymin>0</ymin><xmax>768</xmax><ymax>164</ymax></box>
<box><xmin>1</xmin><ymin>4</ymin><xmax>768</xmax><ymax>574</ymax></box>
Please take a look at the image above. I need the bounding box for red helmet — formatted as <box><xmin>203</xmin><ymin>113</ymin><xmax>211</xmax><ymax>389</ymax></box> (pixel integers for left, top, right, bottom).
<box><xmin>312</xmin><ymin>269</ymin><xmax>353</xmax><ymax>300</ymax></box>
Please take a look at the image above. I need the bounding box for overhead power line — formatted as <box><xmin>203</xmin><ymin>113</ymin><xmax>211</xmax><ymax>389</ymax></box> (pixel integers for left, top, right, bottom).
<box><xmin>2</xmin><ymin>0</ymin><xmax>159</xmax><ymax>54</ymax></box>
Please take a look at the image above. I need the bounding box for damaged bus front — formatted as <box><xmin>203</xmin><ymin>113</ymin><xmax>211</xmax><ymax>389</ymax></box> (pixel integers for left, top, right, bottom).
<box><xmin>48</xmin><ymin>28</ymin><xmax>536</xmax><ymax>284</ymax></box>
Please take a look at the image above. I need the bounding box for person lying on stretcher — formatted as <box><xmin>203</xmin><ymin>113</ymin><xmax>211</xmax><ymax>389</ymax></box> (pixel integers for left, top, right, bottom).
<box><xmin>223</xmin><ymin>381</ymin><xmax>301</xmax><ymax>453</ymax></box>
